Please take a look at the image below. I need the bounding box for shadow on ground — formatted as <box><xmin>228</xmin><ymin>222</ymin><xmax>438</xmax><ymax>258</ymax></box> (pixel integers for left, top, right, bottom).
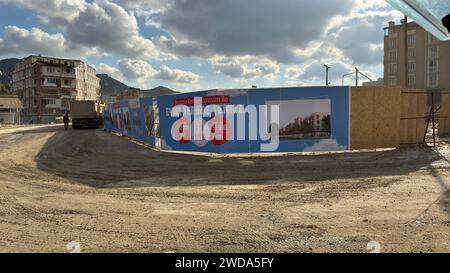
<box><xmin>28</xmin><ymin>129</ymin><xmax>446</xmax><ymax>191</ymax></box>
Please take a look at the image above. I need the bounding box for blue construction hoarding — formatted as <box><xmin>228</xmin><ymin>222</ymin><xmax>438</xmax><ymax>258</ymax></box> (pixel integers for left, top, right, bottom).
<box><xmin>103</xmin><ymin>86</ymin><xmax>351</xmax><ymax>154</ymax></box>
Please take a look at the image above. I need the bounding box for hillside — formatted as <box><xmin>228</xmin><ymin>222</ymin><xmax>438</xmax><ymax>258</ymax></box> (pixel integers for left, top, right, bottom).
<box><xmin>140</xmin><ymin>86</ymin><xmax>179</xmax><ymax>97</ymax></box>
<box><xmin>0</xmin><ymin>58</ymin><xmax>19</xmax><ymax>84</ymax></box>
<box><xmin>97</xmin><ymin>74</ymin><xmax>132</xmax><ymax>95</ymax></box>
<box><xmin>98</xmin><ymin>73</ymin><xmax>179</xmax><ymax>97</ymax></box>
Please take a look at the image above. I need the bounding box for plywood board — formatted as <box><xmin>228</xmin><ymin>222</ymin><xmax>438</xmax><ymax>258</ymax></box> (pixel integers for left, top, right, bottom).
<box><xmin>351</xmin><ymin>86</ymin><xmax>401</xmax><ymax>150</ymax></box>
<box><xmin>440</xmin><ymin>93</ymin><xmax>450</xmax><ymax>137</ymax></box>
<box><xmin>400</xmin><ymin>92</ymin><xmax>427</xmax><ymax>144</ymax></box>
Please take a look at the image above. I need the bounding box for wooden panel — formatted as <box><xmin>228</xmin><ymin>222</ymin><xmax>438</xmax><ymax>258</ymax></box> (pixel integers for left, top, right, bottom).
<box><xmin>351</xmin><ymin>86</ymin><xmax>401</xmax><ymax>150</ymax></box>
<box><xmin>415</xmin><ymin>94</ymin><xmax>427</xmax><ymax>143</ymax></box>
<box><xmin>400</xmin><ymin>91</ymin><xmax>427</xmax><ymax>144</ymax></box>
<box><xmin>440</xmin><ymin>93</ymin><xmax>450</xmax><ymax>137</ymax></box>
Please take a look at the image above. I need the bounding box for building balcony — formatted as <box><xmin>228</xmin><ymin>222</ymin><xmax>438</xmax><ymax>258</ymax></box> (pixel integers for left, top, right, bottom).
<box><xmin>62</xmin><ymin>83</ymin><xmax>76</xmax><ymax>89</ymax></box>
<box><xmin>61</xmin><ymin>72</ymin><xmax>76</xmax><ymax>78</ymax></box>
<box><xmin>42</xmin><ymin>83</ymin><xmax>58</xmax><ymax>87</ymax></box>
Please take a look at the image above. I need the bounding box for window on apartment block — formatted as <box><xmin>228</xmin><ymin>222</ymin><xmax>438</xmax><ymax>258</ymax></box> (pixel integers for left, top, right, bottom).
<box><xmin>64</xmin><ymin>80</ymin><xmax>71</xmax><ymax>86</ymax></box>
<box><xmin>429</xmin><ymin>60</ymin><xmax>438</xmax><ymax>73</ymax></box>
<box><xmin>408</xmin><ymin>34</ymin><xmax>416</xmax><ymax>45</ymax></box>
<box><xmin>408</xmin><ymin>62</ymin><xmax>415</xmax><ymax>72</ymax></box>
<box><xmin>389</xmin><ymin>51</ymin><xmax>397</xmax><ymax>61</ymax></box>
<box><xmin>388</xmin><ymin>77</ymin><xmax>397</xmax><ymax>86</ymax></box>
<box><xmin>408</xmin><ymin>48</ymin><xmax>415</xmax><ymax>58</ymax></box>
<box><xmin>408</xmin><ymin>75</ymin><xmax>416</xmax><ymax>86</ymax></box>
<box><xmin>47</xmin><ymin>67</ymin><xmax>55</xmax><ymax>73</ymax></box>
<box><xmin>47</xmin><ymin>78</ymin><xmax>57</xmax><ymax>84</ymax></box>
<box><xmin>430</xmin><ymin>45</ymin><xmax>438</xmax><ymax>58</ymax></box>
<box><xmin>389</xmin><ymin>38</ymin><xmax>397</xmax><ymax>49</ymax></box>
<box><xmin>428</xmin><ymin>73</ymin><xmax>438</xmax><ymax>87</ymax></box>
<box><xmin>390</xmin><ymin>63</ymin><xmax>398</xmax><ymax>74</ymax></box>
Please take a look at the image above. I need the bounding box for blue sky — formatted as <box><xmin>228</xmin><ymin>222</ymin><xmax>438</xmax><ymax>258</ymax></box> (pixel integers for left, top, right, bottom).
<box><xmin>0</xmin><ymin>0</ymin><xmax>403</xmax><ymax>92</ymax></box>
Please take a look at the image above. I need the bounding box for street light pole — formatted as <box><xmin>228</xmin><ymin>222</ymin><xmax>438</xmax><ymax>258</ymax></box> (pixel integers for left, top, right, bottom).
<box><xmin>323</xmin><ymin>64</ymin><xmax>331</xmax><ymax>86</ymax></box>
<box><xmin>355</xmin><ymin>67</ymin><xmax>359</xmax><ymax>86</ymax></box>
<box><xmin>342</xmin><ymin>71</ymin><xmax>356</xmax><ymax>86</ymax></box>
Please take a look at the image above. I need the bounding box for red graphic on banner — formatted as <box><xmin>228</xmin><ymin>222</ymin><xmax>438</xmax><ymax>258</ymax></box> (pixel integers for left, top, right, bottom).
<box><xmin>174</xmin><ymin>117</ymin><xmax>191</xmax><ymax>144</ymax></box>
<box><xmin>209</xmin><ymin>116</ymin><xmax>232</xmax><ymax>146</ymax></box>
<box><xmin>173</xmin><ymin>96</ymin><xmax>230</xmax><ymax>106</ymax></box>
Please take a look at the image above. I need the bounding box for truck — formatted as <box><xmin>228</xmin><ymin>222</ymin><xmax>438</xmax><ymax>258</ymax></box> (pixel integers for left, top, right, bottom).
<box><xmin>69</xmin><ymin>100</ymin><xmax>103</xmax><ymax>129</ymax></box>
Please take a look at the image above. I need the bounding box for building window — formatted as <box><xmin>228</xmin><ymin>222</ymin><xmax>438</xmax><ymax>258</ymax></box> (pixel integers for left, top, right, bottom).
<box><xmin>430</xmin><ymin>44</ymin><xmax>438</xmax><ymax>58</ymax></box>
<box><xmin>47</xmin><ymin>78</ymin><xmax>57</xmax><ymax>84</ymax></box>
<box><xmin>429</xmin><ymin>60</ymin><xmax>438</xmax><ymax>73</ymax></box>
<box><xmin>389</xmin><ymin>38</ymin><xmax>397</xmax><ymax>49</ymax></box>
<box><xmin>429</xmin><ymin>34</ymin><xmax>439</xmax><ymax>44</ymax></box>
<box><xmin>408</xmin><ymin>62</ymin><xmax>415</xmax><ymax>73</ymax></box>
<box><xmin>408</xmin><ymin>34</ymin><xmax>416</xmax><ymax>45</ymax></box>
<box><xmin>47</xmin><ymin>67</ymin><xmax>55</xmax><ymax>73</ymax></box>
<box><xmin>408</xmin><ymin>75</ymin><xmax>416</xmax><ymax>86</ymax></box>
<box><xmin>389</xmin><ymin>51</ymin><xmax>397</xmax><ymax>61</ymax></box>
<box><xmin>390</xmin><ymin>63</ymin><xmax>397</xmax><ymax>74</ymax></box>
<box><xmin>388</xmin><ymin>77</ymin><xmax>397</xmax><ymax>86</ymax></box>
<box><xmin>428</xmin><ymin>73</ymin><xmax>438</xmax><ymax>88</ymax></box>
<box><xmin>408</xmin><ymin>48</ymin><xmax>415</xmax><ymax>59</ymax></box>
<box><xmin>43</xmin><ymin>98</ymin><xmax>56</xmax><ymax>105</ymax></box>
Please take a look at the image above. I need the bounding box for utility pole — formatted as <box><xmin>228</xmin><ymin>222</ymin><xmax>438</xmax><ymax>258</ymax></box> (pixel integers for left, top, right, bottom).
<box><xmin>323</xmin><ymin>65</ymin><xmax>331</xmax><ymax>86</ymax></box>
<box><xmin>355</xmin><ymin>67</ymin><xmax>359</xmax><ymax>86</ymax></box>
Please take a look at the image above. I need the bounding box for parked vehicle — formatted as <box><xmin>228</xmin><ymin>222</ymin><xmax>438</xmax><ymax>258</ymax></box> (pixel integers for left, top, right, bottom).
<box><xmin>69</xmin><ymin>101</ymin><xmax>102</xmax><ymax>129</ymax></box>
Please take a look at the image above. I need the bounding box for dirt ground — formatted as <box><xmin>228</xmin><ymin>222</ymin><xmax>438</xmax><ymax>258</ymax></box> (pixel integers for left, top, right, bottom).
<box><xmin>0</xmin><ymin>124</ymin><xmax>449</xmax><ymax>253</ymax></box>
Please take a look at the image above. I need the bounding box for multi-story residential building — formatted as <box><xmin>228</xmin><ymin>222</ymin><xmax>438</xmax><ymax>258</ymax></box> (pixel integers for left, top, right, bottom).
<box><xmin>12</xmin><ymin>55</ymin><xmax>100</xmax><ymax>123</ymax></box>
<box><xmin>384</xmin><ymin>20</ymin><xmax>450</xmax><ymax>101</ymax></box>
<box><xmin>293</xmin><ymin>112</ymin><xmax>329</xmax><ymax>132</ymax></box>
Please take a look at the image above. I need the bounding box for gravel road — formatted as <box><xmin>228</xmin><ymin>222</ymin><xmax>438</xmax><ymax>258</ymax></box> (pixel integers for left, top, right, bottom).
<box><xmin>0</xmin><ymin>125</ymin><xmax>449</xmax><ymax>252</ymax></box>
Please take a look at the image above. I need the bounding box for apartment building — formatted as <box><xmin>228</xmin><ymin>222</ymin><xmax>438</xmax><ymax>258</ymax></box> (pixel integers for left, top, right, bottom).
<box><xmin>384</xmin><ymin>20</ymin><xmax>450</xmax><ymax>99</ymax></box>
<box><xmin>12</xmin><ymin>55</ymin><xmax>100</xmax><ymax>123</ymax></box>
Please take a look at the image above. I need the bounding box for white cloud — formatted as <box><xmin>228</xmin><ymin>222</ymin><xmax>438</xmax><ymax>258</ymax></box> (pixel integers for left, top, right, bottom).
<box><xmin>285</xmin><ymin>61</ymin><xmax>354</xmax><ymax>86</ymax></box>
<box><xmin>154</xmin><ymin>0</ymin><xmax>354</xmax><ymax>63</ymax></box>
<box><xmin>0</xmin><ymin>26</ymin><xmax>95</xmax><ymax>58</ymax></box>
<box><xmin>100</xmin><ymin>59</ymin><xmax>199</xmax><ymax>87</ymax></box>
<box><xmin>155</xmin><ymin>65</ymin><xmax>199</xmax><ymax>84</ymax></box>
<box><xmin>211</xmin><ymin>56</ymin><xmax>280</xmax><ymax>80</ymax></box>
<box><xmin>117</xmin><ymin>59</ymin><xmax>157</xmax><ymax>80</ymax></box>
<box><xmin>0</xmin><ymin>0</ymin><xmax>173</xmax><ymax>60</ymax></box>
<box><xmin>66</xmin><ymin>0</ymin><xmax>172</xmax><ymax>60</ymax></box>
<box><xmin>99</xmin><ymin>63</ymin><xmax>124</xmax><ymax>81</ymax></box>
<box><xmin>0</xmin><ymin>0</ymin><xmax>86</xmax><ymax>24</ymax></box>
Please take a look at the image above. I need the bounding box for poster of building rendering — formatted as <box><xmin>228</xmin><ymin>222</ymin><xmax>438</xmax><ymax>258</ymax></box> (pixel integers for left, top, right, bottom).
<box><xmin>267</xmin><ymin>99</ymin><xmax>331</xmax><ymax>139</ymax></box>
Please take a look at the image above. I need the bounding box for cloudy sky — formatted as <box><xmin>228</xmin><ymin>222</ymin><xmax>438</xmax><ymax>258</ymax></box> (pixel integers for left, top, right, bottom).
<box><xmin>0</xmin><ymin>0</ymin><xmax>403</xmax><ymax>91</ymax></box>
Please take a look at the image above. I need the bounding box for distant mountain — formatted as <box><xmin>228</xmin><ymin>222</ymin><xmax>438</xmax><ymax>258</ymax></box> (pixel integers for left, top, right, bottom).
<box><xmin>97</xmin><ymin>73</ymin><xmax>179</xmax><ymax>98</ymax></box>
<box><xmin>97</xmin><ymin>73</ymin><xmax>133</xmax><ymax>96</ymax></box>
<box><xmin>0</xmin><ymin>58</ymin><xmax>19</xmax><ymax>84</ymax></box>
<box><xmin>140</xmin><ymin>86</ymin><xmax>179</xmax><ymax>97</ymax></box>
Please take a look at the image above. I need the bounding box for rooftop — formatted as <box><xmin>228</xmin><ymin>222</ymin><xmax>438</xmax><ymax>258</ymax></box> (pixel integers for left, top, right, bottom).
<box><xmin>0</xmin><ymin>95</ymin><xmax>24</xmax><ymax>109</ymax></box>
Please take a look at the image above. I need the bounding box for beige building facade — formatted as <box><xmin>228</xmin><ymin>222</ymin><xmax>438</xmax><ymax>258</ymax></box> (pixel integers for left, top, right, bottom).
<box><xmin>384</xmin><ymin>20</ymin><xmax>450</xmax><ymax>92</ymax></box>
<box><xmin>384</xmin><ymin>20</ymin><xmax>450</xmax><ymax>100</ymax></box>
<box><xmin>12</xmin><ymin>55</ymin><xmax>100</xmax><ymax>123</ymax></box>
